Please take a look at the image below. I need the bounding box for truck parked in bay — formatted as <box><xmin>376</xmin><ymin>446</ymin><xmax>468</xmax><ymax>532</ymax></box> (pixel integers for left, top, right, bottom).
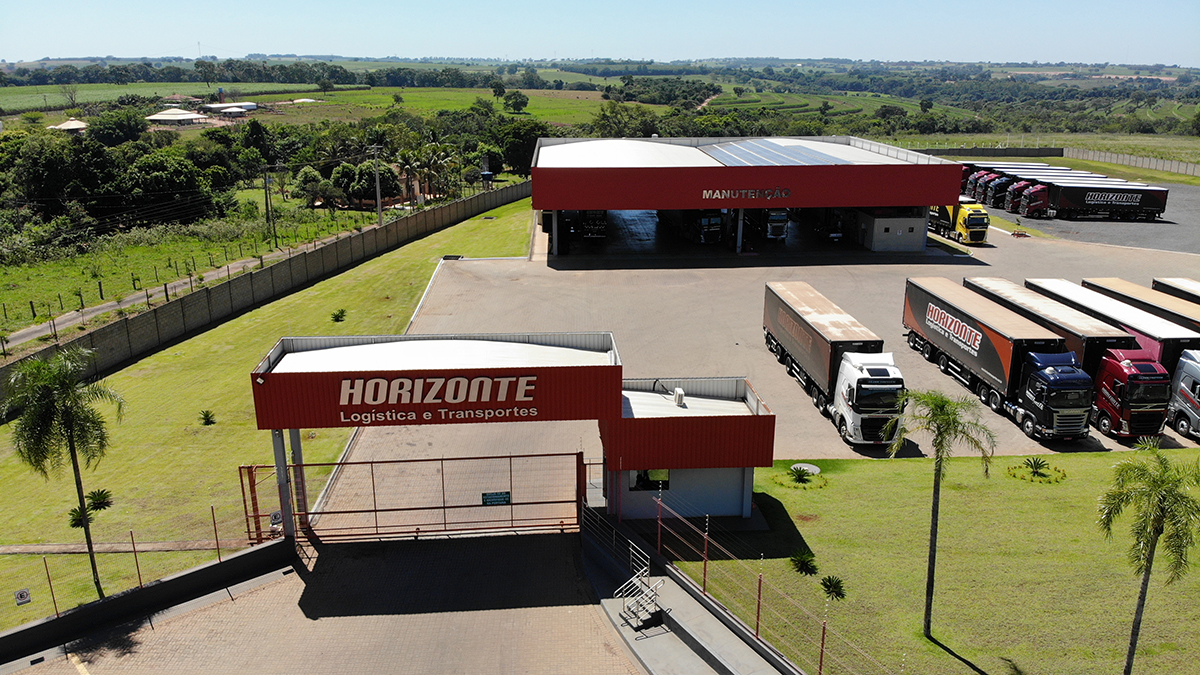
<box><xmin>928</xmin><ymin>196</ymin><xmax>990</xmax><ymax>245</ymax></box>
<box><xmin>764</xmin><ymin>282</ymin><xmax>905</xmax><ymax>445</ymax></box>
<box><xmin>903</xmin><ymin>277</ymin><xmax>1093</xmax><ymax>441</ymax></box>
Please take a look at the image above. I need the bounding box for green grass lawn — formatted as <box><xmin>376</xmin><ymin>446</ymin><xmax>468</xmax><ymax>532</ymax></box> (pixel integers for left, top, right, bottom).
<box><xmin>905</xmin><ymin>134</ymin><xmax>1200</xmax><ymax>166</ymax></box>
<box><xmin>251</xmin><ymin>87</ymin><xmax>620</xmax><ymax>126</ymax></box>
<box><xmin>0</xmin><ymin>198</ymin><xmax>534</xmax><ymax>629</ymax></box>
<box><xmin>0</xmin><ymin>208</ymin><xmax>374</xmax><ymax>340</ymax></box>
<box><xmin>675</xmin><ymin>452</ymin><xmax>1200</xmax><ymax>675</ymax></box>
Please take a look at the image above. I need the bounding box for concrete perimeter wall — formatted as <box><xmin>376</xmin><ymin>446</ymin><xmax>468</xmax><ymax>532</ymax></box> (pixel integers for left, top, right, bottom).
<box><xmin>0</xmin><ymin>539</ymin><xmax>296</xmax><ymax>666</ymax></box>
<box><xmin>0</xmin><ymin>182</ymin><xmax>531</xmax><ymax>399</ymax></box>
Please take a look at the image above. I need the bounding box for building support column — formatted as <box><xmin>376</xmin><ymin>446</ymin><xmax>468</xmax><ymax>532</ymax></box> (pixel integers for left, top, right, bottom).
<box><xmin>288</xmin><ymin>429</ymin><xmax>309</xmax><ymax>528</ymax></box>
<box><xmin>272</xmin><ymin>429</ymin><xmax>295</xmax><ymax>538</ymax></box>
<box><xmin>551</xmin><ymin>210</ymin><xmax>559</xmax><ymax>256</ymax></box>
<box><xmin>736</xmin><ymin>209</ymin><xmax>745</xmax><ymax>254</ymax></box>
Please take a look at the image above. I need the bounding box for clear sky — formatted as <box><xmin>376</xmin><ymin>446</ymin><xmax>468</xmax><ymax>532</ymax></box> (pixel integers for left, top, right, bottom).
<box><xmin>2</xmin><ymin>0</ymin><xmax>1197</xmax><ymax>67</ymax></box>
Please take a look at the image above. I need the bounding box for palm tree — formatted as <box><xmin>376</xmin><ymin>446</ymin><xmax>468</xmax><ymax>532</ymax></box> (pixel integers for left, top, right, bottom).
<box><xmin>886</xmin><ymin>389</ymin><xmax>996</xmax><ymax>639</ymax></box>
<box><xmin>1098</xmin><ymin>437</ymin><xmax>1200</xmax><ymax>675</ymax></box>
<box><xmin>3</xmin><ymin>347</ymin><xmax>124</xmax><ymax>599</ymax></box>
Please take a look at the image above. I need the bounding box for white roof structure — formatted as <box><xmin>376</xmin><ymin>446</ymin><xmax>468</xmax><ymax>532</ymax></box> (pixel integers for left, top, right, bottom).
<box><xmin>272</xmin><ymin>339</ymin><xmax>612</xmax><ymax>373</ymax></box>
<box><xmin>203</xmin><ymin>102</ymin><xmax>258</xmax><ymax>111</ymax></box>
<box><xmin>145</xmin><ymin>108</ymin><xmax>209</xmax><ymax>122</ymax></box>
<box><xmin>47</xmin><ymin>117</ymin><xmax>88</xmax><ymax>131</ymax></box>
<box><xmin>621</xmin><ymin>390</ymin><xmax>753</xmax><ymax>418</ymax></box>
<box><xmin>535</xmin><ymin>136</ymin><xmax>946</xmax><ymax>169</ymax></box>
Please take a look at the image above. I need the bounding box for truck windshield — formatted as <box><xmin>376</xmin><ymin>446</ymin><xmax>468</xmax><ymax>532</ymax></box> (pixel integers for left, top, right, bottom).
<box><xmin>966</xmin><ymin>216</ymin><xmax>989</xmax><ymax>228</ymax></box>
<box><xmin>856</xmin><ymin>382</ymin><xmax>903</xmax><ymax>411</ymax></box>
<box><xmin>768</xmin><ymin>213</ymin><xmax>788</xmax><ymax>223</ymax></box>
<box><xmin>1126</xmin><ymin>381</ymin><xmax>1171</xmax><ymax>404</ymax></box>
<box><xmin>1046</xmin><ymin>388</ymin><xmax>1091</xmax><ymax>407</ymax></box>
<box><xmin>699</xmin><ymin>217</ymin><xmax>722</xmax><ymax>227</ymax></box>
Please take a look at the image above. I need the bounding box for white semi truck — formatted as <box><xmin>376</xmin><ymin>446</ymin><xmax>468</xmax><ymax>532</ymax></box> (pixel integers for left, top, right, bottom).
<box><xmin>763</xmin><ymin>281</ymin><xmax>905</xmax><ymax>445</ymax></box>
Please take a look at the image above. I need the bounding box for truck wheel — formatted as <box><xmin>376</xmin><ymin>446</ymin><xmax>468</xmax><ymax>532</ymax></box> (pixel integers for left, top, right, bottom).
<box><xmin>776</xmin><ymin>349</ymin><xmax>788</xmax><ymax>365</ymax></box>
<box><xmin>921</xmin><ymin>342</ymin><xmax>936</xmax><ymax>362</ymax></box>
<box><xmin>938</xmin><ymin>354</ymin><xmax>950</xmax><ymax>374</ymax></box>
<box><xmin>1021</xmin><ymin>416</ymin><xmax>1037</xmax><ymax>439</ymax></box>
<box><xmin>1097</xmin><ymin>414</ymin><xmax>1113</xmax><ymax>437</ymax></box>
<box><xmin>907</xmin><ymin>333</ymin><xmax>920</xmax><ymax>351</ymax></box>
<box><xmin>1176</xmin><ymin>415</ymin><xmax>1192</xmax><ymax>438</ymax></box>
<box><xmin>988</xmin><ymin>391</ymin><xmax>1003</xmax><ymax>413</ymax></box>
<box><xmin>978</xmin><ymin>385</ymin><xmax>990</xmax><ymax>404</ymax></box>
<box><xmin>839</xmin><ymin>420</ymin><xmax>853</xmax><ymax>444</ymax></box>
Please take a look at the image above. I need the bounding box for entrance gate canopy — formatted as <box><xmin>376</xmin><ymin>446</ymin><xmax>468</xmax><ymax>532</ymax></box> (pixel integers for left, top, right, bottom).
<box><xmin>531</xmin><ymin>136</ymin><xmax>962</xmax><ymax>211</ymax></box>
<box><xmin>252</xmin><ymin>333</ymin><xmax>622</xmax><ymax>429</ymax></box>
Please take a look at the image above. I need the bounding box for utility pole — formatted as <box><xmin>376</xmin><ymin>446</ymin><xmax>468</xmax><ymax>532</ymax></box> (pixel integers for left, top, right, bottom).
<box><xmin>264</xmin><ymin>164</ymin><xmax>278</xmax><ymax>249</ymax></box>
<box><xmin>369</xmin><ymin>145</ymin><xmax>384</xmax><ymax>229</ymax></box>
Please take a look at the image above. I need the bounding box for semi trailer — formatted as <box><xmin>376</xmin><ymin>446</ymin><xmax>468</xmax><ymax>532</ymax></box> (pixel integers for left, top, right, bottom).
<box><xmin>963</xmin><ymin>277</ymin><xmax>1170</xmax><ymax>438</ymax></box>
<box><xmin>1019</xmin><ymin>182</ymin><xmax>1168</xmax><ymax>220</ymax></box>
<box><xmin>1152</xmin><ymin>278</ymin><xmax>1200</xmax><ymax>307</ymax></box>
<box><xmin>928</xmin><ymin>196</ymin><xmax>990</xmax><ymax>244</ymax></box>
<box><xmin>764</xmin><ymin>282</ymin><xmax>905</xmax><ymax>445</ymax></box>
<box><xmin>1081</xmin><ymin>278</ymin><xmax>1200</xmax><ymax>334</ymax></box>
<box><xmin>1025</xmin><ymin>279</ymin><xmax>1200</xmax><ymax>376</ymax></box>
<box><xmin>903</xmin><ymin>277</ymin><xmax>1093</xmax><ymax>441</ymax></box>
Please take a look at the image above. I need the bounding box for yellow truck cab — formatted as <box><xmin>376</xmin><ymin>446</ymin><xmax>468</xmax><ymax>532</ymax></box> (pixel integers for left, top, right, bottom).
<box><xmin>929</xmin><ymin>195</ymin><xmax>990</xmax><ymax>245</ymax></box>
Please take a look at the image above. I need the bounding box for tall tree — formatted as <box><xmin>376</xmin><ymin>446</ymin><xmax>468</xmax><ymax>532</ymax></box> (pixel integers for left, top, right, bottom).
<box><xmin>1099</xmin><ymin>438</ymin><xmax>1200</xmax><ymax>675</ymax></box>
<box><xmin>886</xmin><ymin>390</ymin><xmax>996</xmax><ymax>639</ymax></box>
<box><xmin>3</xmin><ymin>347</ymin><xmax>124</xmax><ymax>599</ymax></box>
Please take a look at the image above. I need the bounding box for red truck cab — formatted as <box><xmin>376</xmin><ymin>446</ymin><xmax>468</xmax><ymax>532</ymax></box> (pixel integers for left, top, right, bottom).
<box><xmin>1092</xmin><ymin>348</ymin><xmax>1171</xmax><ymax>437</ymax></box>
<box><xmin>1020</xmin><ymin>185</ymin><xmax>1050</xmax><ymax>218</ymax></box>
<box><xmin>1005</xmin><ymin>181</ymin><xmax>1034</xmax><ymax>212</ymax></box>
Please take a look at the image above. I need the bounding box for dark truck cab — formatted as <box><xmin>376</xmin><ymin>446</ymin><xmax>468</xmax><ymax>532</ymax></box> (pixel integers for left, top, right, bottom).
<box><xmin>903</xmin><ymin>277</ymin><xmax>1092</xmax><ymax>441</ymax></box>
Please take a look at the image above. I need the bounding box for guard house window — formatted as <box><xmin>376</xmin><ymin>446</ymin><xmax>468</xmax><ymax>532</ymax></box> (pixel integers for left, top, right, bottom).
<box><xmin>631</xmin><ymin>469</ymin><xmax>670</xmax><ymax>491</ymax></box>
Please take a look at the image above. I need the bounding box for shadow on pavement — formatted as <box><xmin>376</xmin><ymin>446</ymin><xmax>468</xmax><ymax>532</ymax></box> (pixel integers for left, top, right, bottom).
<box><xmin>296</xmin><ymin>533</ymin><xmax>595</xmax><ymax>619</ymax></box>
<box><xmin>66</xmin><ymin>619</ymin><xmax>143</xmax><ymax>663</ymax></box>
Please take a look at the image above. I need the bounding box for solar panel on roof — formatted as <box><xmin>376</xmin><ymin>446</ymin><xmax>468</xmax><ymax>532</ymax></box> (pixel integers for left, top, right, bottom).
<box><xmin>701</xmin><ymin>139</ymin><xmax>845</xmax><ymax>167</ymax></box>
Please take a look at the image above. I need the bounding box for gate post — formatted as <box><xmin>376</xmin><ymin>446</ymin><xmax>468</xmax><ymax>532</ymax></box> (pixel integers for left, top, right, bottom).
<box><xmin>576</xmin><ymin>452</ymin><xmax>584</xmax><ymax>526</ymax></box>
<box><xmin>288</xmin><ymin>429</ymin><xmax>309</xmax><ymax>528</ymax></box>
<box><xmin>272</xmin><ymin>429</ymin><xmax>296</xmax><ymax>538</ymax></box>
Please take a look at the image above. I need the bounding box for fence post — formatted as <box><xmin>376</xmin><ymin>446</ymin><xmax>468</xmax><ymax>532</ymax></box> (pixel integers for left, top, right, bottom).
<box><xmin>43</xmin><ymin>556</ymin><xmax>59</xmax><ymax>618</ymax></box>
<box><xmin>702</xmin><ymin>514</ymin><xmax>710</xmax><ymax>595</ymax></box>
<box><xmin>756</xmin><ymin>572</ymin><xmax>763</xmax><ymax>638</ymax></box>
<box><xmin>656</xmin><ymin>497</ymin><xmax>662</xmax><ymax>554</ymax></box>
<box><xmin>371</xmin><ymin>462</ymin><xmax>380</xmax><ymax>536</ymax></box>
<box><xmin>211</xmin><ymin>505</ymin><xmax>222</xmax><ymax>562</ymax></box>
<box><xmin>819</xmin><ymin>620</ymin><xmax>829</xmax><ymax>675</ymax></box>
<box><xmin>130</xmin><ymin>530</ymin><xmax>143</xmax><ymax>588</ymax></box>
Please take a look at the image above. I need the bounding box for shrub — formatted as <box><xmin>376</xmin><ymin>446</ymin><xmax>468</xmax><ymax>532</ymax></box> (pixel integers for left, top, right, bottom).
<box><xmin>199</xmin><ymin>410</ymin><xmax>216</xmax><ymax>425</ymax></box>
<box><xmin>790</xmin><ymin>550</ymin><xmax>819</xmax><ymax>576</ymax></box>
<box><xmin>1024</xmin><ymin>456</ymin><xmax>1050</xmax><ymax>478</ymax></box>
<box><xmin>331</xmin><ymin>308</ymin><xmax>347</xmax><ymax>322</ymax></box>
<box><xmin>788</xmin><ymin>466</ymin><xmax>813</xmax><ymax>484</ymax></box>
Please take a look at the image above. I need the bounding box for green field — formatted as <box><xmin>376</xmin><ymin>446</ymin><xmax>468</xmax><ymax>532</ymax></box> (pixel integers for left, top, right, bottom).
<box><xmin>0</xmin><ymin>207</ymin><xmax>381</xmax><ymax>341</ymax></box>
<box><xmin>677</xmin><ymin>452</ymin><xmax>1200</xmax><ymax>675</ymax></box>
<box><xmin>895</xmin><ymin>133</ymin><xmax>1200</xmax><ymax>166</ymax></box>
<box><xmin>0</xmin><ymin>198</ymin><xmax>534</xmax><ymax>629</ymax></box>
<box><xmin>251</xmin><ymin>86</ymin><xmax>623</xmax><ymax>126</ymax></box>
<box><xmin>0</xmin><ymin>81</ymin><xmax>349</xmax><ymax>117</ymax></box>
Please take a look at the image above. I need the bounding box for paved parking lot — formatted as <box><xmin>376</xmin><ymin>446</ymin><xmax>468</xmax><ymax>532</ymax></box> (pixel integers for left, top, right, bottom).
<box><xmin>417</xmin><ymin>207</ymin><xmax>1200</xmax><ymax>460</ymax></box>
<box><xmin>984</xmin><ymin>181</ymin><xmax>1200</xmax><ymax>255</ymax></box>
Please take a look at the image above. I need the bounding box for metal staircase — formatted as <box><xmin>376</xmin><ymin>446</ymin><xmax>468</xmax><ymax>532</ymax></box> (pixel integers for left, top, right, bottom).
<box><xmin>614</xmin><ymin>569</ymin><xmax>665</xmax><ymax>631</ymax></box>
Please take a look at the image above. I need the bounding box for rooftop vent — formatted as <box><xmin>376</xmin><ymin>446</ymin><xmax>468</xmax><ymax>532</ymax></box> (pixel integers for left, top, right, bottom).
<box><xmin>673</xmin><ymin>387</ymin><xmax>686</xmax><ymax>407</ymax></box>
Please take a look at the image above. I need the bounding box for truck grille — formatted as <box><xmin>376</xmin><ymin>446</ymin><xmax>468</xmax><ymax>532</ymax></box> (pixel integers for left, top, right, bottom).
<box><xmin>1129</xmin><ymin>412</ymin><xmax>1165</xmax><ymax>435</ymax></box>
<box><xmin>860</xmin><ymin>417</ymin><xmax>892</xmax><ymax>442</ymax></box>
<box><xmin>1053</xmin><ymin>411</ymin><xmax>1089</xmax><ymax>435</ymax></box>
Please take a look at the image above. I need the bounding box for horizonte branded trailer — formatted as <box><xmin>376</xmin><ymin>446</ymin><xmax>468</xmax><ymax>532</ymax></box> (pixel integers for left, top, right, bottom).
<box><xmin>1020</xmin><ymin>181</ymin><xmax>1169</xmax><ymax>220</ymax></box>
<box><xmin>903</xmin><ymin>277</ymin><xmax>1093</xmax><ymax>441</ymax></box>
<box><xmin>764</xmin><ymin>282</ymin><xmax>905</xmax><ymax>445</ymax></box>
<box><xmin>964</xmin><ymin>277</ymin><xmax>1170</xmax><ymax>438</ymax></box>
